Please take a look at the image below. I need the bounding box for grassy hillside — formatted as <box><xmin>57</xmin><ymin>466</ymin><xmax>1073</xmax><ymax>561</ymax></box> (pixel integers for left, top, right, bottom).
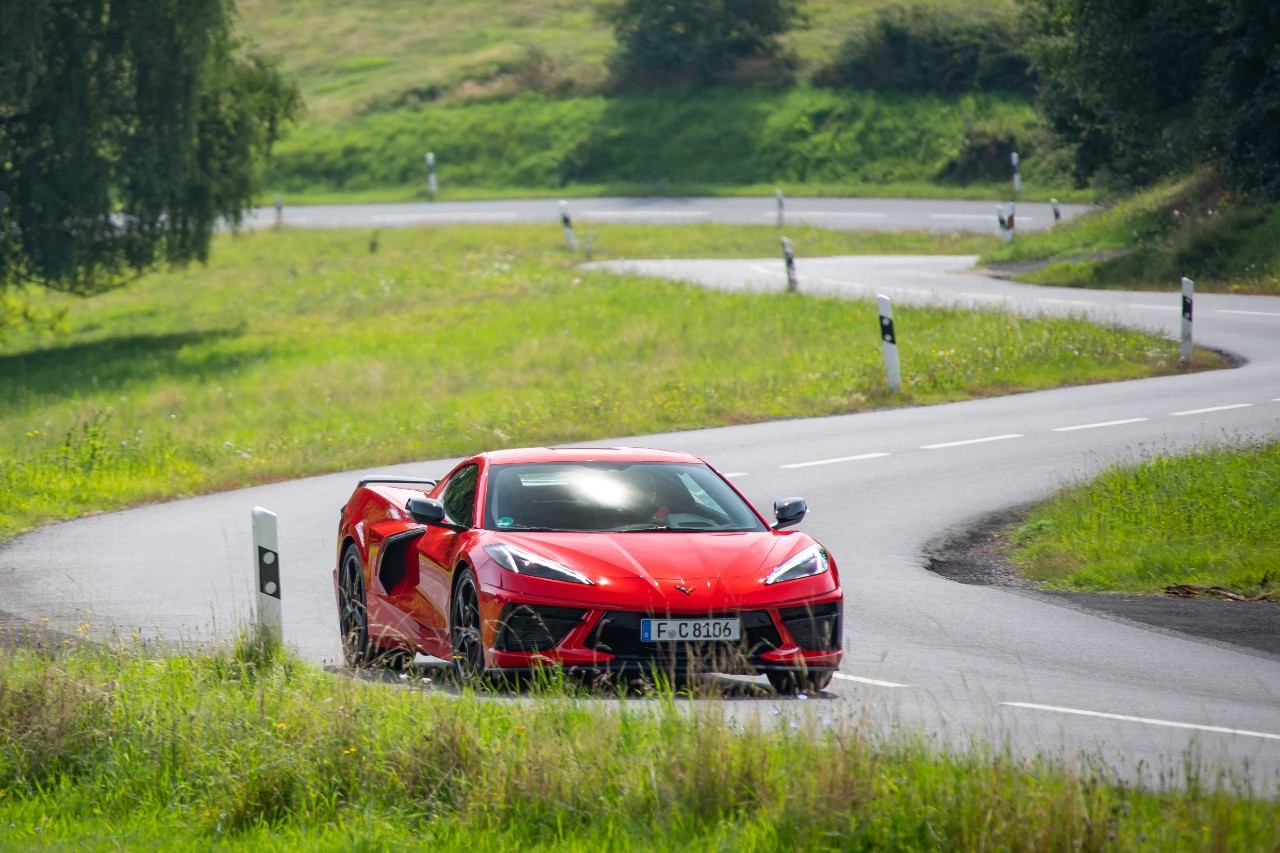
<box><xmin>264</xmin><ymin>87</ymin><xmax>1054</xmax><ymax>199</ymax></box>
<box><xmin>238</xmin><ymin>0</ymin><xmax>1052</xmax><ymax>200</ymax></box>
<box><xmin>237</xmin><ymin>0</ymin><xmax>1015</xmax><ymax>120</ymax></box>
<box><xmin>0</xmin><ymin>224</ymin><xmax>1216</xmax><ymax>540</ymax></box>
<box><xmin>980</xmin><ymin>176</ymin><xmax>1280</xmax><ymax>294</ymax></box>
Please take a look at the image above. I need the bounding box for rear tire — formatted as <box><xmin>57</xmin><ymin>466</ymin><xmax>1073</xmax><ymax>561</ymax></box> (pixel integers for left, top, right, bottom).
<box><xmin>339</xmin><ymin>542</ymin><xmax>412</xmax><ymax>670</ymax></box>
<box><xmin>766</xmin><ymin>669</ymin><xmax>834</xmax><ymax>696</ymax></box>
<box><xmin>451</xmin><ymin>568</ymin><xmax>487</xmax><ymax>685</ymax></box>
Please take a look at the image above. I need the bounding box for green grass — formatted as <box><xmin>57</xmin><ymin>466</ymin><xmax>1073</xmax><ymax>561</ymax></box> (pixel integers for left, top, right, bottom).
<box><xmin>237</xmin><ymin>0</ymin><xmax>1016</xmax><ymax>121</ymax></box>
<box><xmin>1</xmin><ymin>640</ymin><xmax>1275</xmax><ymax>849</ymax></box>
<box><xmin>1009</xmin><ymin>442</ymin><xmax>1280</xmax><ymax>598</ymax></box>
<box><xmin>0</xmin><ymin>223</ymin><xmax>1219</xmax><ymax>541</ymax></box>
<box><xmin>980</xmin><ymin>176</ymin><xmax>1280</xmax><ymax>294</ymax></box>
<box><xmin>263</xmin><ymin>88</ymin><xmax>1072</xmax><ymax>201</ymax></box>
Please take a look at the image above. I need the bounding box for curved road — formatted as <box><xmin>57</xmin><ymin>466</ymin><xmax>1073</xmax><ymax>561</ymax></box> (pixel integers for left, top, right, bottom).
<box><xmin>3</xmin><ymin>201</ymin><xmax>1278</xmax><ymax>790</ymax></box>
<box><xmin>245</xmin><ymin>196</ymin><xmax>1086</xmax><ymax>234</ymax></box>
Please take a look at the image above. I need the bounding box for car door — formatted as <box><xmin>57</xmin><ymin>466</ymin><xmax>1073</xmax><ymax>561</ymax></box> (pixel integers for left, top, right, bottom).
<box><xmin>413</xmin><ymin>463</ymin><xmax>479</xmax><ymax>652</ymax></box>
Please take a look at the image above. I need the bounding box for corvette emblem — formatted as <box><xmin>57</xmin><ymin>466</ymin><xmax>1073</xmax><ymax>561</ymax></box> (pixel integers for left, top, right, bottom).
<box><xmin>674</xmin><ymin>584</ymin><xmax>694</xmax><ymax>596</ymax></box>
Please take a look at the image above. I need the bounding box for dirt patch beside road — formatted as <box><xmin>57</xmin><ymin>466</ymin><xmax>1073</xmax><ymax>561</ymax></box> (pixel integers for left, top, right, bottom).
<box><xmin>925</xmin><ymin>509</ymin><xmax>1280</xmax><ymax>660</ymax></box>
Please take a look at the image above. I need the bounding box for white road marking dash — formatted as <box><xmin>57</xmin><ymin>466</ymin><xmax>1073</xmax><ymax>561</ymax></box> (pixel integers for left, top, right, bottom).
<box><xmin>1171</xmin><ymin>403</ymin><xmax>1252</xmax><ymax>416</ymax></box>
<box><xmin>1003</xmin><ymin>703</ymin><xmax>1280</xmax><ymax>742</ymax></box>
<box><xmin>1039</xmin><ymin>297</ymin><xmax>1098</xmax><ymax>307</ymax></box>
<box><xmin>834</xmin><ymin>673</ymin><xmax>909</xmax><ymax>688</ymax></box>
<box><xmin>1215</xmin><ymin>309</ymin><xmax>1280</xmax><ymax>318</ymax></box>
<box><xmin>1132</xmin><ymin>304</ymin><xmax>1179</xmax><ymax>312</ymax></box>
<box><xmin>780</xmin><ymin>453</ymin><xmax>891</xmax><ymax>469</ymax></box>
<box><xmin>922</xmin><ymin>434</ymin><xmax>1023</xmax><ymax>450</ymax></box>
<box><xmin>1053</xmin><ymin>418</ymin><xmax>1148</xmax><ymax>432</ymax></box>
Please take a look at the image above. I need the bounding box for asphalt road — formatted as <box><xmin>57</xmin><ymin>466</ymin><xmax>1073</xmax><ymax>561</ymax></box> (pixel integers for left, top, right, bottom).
<box><xmin>244</xmin><ymin>196</ymin><xmax>1086</xmax><ymax>234</ymax></box>
<box><xmin>3</xmin><ymin>205</ymin><xmax>1278</xmax><ymax>789</ymax></box>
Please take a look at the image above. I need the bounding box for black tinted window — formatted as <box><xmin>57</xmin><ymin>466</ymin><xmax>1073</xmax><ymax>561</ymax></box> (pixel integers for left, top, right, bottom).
<box><xmin>442</xmin><ymin>465</ymin><xmax>478</xmax><ymax>528</ymax></box>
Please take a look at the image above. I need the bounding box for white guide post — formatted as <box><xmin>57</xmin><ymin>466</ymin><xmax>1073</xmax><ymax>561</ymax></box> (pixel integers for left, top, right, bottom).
<box><xmin>425</xmin><ymin>151</ymin><xmax>437</xmax><ymax>200</ymax></box>
<box><xmin>1181</xmin><ymin>276</ymin><xmax>1194</xmax><ymax>365</ymax></box>
<box><xmin>1051</xmin><ymin>197</ymin><xmax>1061</xmax><ymax>224</ymax></box>
<box><xmin>781</xmin><ymin>237</ymin><xmax>797</xmax><ymax>293</ymax></box>
<box><xmin>775</xmin><ymin>187</ymin><xmax>784</xmax><ymax>227</ymax></box>
<box><xmin>560</xmin><ymin>200</ymin><xmax>576</xmax><ymax>251</ymax></box>
<box><xmin>252</xmin><ymin>507</ymin><xmax>282</xmax><ymax>641</ymax></box>
<box><xmin>877</xmin><ymin>294</ymin><xmax>901</xmax><ymax>394</ymax></box>
<box><xmin>273</xmin><ymin>193</ymin><xmax>283</xmax><ymax>229</ymax></box>
<box><xmin>1012</xmin><ymin>151</ymin><xmax>1022</xmax><ymax>196</ymax></box>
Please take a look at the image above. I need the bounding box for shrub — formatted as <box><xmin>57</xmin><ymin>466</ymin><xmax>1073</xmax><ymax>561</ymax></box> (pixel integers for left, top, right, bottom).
<box><xmin>817</xmin><ymin>4</ymin><xmax>1035</xmax><ymax>96</ymax></box>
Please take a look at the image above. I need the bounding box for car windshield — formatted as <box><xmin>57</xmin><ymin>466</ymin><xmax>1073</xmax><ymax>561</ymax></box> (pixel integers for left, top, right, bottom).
<box><xmin>483</xmin><ymin>462</ymin><xmax>767</xmax><ymax>533</ymax></box>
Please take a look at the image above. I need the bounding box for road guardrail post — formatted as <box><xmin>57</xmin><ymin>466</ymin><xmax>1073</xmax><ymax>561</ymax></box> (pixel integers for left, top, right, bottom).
<box><xmin>878</xmin><ymin>294</ymin><xmax>901</xmax><ymax>393</ymax></box>
<box><xmin>560</xmin><ymin>200</ymin><xmax>576</xmax><ymax>251</ymax></box>
<box><xmin>252</xmin><ymin>507</ymin><xmax>282</xmax><ymax>642</ymax></box>
<box><xmin>781</xmin><ymin>237</ymin><xmax>797</xmax><ymax>292</ymax></box>
<box><xmin>1181</xmin><ymin>276</ymin><xmax>1194</xmax><ymax>364</ymax></box>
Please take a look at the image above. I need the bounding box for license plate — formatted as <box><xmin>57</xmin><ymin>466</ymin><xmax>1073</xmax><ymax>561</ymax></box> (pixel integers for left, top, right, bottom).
<box><xmin>641</xmin><ymin>618</ymin><xmax>741</xmax><ymax>643</ymax></box>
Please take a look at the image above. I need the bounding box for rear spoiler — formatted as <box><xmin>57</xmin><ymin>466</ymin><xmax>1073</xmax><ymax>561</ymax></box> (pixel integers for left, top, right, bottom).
<box><xmin>357</xmin><ymin>475</ymin><xmax>439</xmax><ymax>489</ymax></box>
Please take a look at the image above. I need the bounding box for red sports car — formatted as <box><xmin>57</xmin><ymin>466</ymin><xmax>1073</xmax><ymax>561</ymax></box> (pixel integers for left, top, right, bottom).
<box><xmin>334</xmin><ymin>446</ymin><xmax>843</xmax><ymax>693</ymax></box>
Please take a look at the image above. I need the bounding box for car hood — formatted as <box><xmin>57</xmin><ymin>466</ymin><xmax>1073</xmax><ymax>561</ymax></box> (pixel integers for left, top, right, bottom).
<box><xmin>494</xmin><ymin>530</ymin><xmax>803</xmax><ymax>586</ymax></box>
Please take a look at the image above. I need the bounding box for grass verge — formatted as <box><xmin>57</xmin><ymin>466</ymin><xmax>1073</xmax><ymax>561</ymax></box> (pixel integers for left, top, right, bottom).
<box><xmin>0</xmin><ymin>640</ymin><xmax>1275</xmax><ymax>849</ymax></box>
<box><xmin>979</xmin><ymin>174</ymin><xmax>1280</xmax><ymax>294</ymax></box>
<box><xmin>1008</xmin><ymin>441</ymin><xmax>1280</xmax><ymax>598</ymax></box>
<box><xmin>0</xmin><ymin>223</ymin><xmax>1220</xmax><ymax>541</ymax></box>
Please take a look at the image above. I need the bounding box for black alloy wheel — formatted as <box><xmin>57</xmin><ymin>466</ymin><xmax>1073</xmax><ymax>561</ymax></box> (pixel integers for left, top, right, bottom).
<box><xmin>339</xmin><ymin>543</ymin><xmax>413</xmax><ymax>671</ymax></box>
<box><xmin>766</xmin><ymin>668</ymin><xmax>834</xmax><ymax>696</ymax></box>
<box><xmin>451</xmin><ymin>568</ymin><xmax>487</xmax><ymax>684</ymax></box>
<box><xmin>338</xmin><ymin>543</ymin><xmax>371</xmax><ymax>668</ymax></box>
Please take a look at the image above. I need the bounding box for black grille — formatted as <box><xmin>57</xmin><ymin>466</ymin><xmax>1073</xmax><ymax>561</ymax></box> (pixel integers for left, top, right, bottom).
<box><xmin>779</xmin><ymin>603</ymin><xmax>841</xmax><ymax>651</ymax></box>
<box><xmin>586</xmin><ymin>610</ymin><xmax>782</xmax><ymax>672</ymax></box>
<box><xmin>495</xmin><ymin>605</ymin><xmax>586</xmax><ymax>652</ymax></box>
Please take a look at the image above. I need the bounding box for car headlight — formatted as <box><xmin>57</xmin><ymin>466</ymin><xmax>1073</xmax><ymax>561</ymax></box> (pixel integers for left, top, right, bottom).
<box><xmin>483</xmin><ymin>543</ymin><xmax>595</xmax><ymax>586</ymax></box>
<box><xmin>765</xmin><ymin>544</ymin><xmax>830</xmax><ymax>585</ymax></box>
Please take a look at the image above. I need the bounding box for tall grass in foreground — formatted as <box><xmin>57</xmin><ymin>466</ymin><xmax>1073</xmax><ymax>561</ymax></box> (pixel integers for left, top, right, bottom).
<box><xmin>1010</xmin><ymin>441</ymin><xmax>1280</xmax><ymax>597</ymax></box>
<box><xmin>0</xmin><ymin>224</ymin><xmax>1218</xmax><ymax>540</ymax></box>
<box><xmin>0</xmin><ymin>642</ymin><xmax>1275</xmax><ymax>849</ymax></box>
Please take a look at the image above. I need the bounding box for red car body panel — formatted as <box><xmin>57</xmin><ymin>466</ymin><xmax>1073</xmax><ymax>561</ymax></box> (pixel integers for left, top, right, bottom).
<box><xmin>334</xmin><ymin>447</ymin><xmax>844</xmax><ymax>676</ymax></box>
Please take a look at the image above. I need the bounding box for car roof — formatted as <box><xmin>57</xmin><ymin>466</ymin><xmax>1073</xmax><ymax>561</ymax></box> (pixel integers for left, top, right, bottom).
<box><xmin>477</xmin><ymin>446</ymin><xmax>706</xmax><ymax>466</ymax></box>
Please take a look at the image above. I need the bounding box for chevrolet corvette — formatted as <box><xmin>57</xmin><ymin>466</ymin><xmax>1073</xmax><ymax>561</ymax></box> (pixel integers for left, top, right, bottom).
<box><xmin>334</xmin><ymin>446</ymin><xmax>843</xmax><ymax>693</ymax></box>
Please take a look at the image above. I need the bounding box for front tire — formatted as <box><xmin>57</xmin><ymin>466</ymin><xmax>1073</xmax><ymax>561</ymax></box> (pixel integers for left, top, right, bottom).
<box><xmin>766</xmin><ymin>669</ymin><xmax>834</xmax><ymax>696</ymax></box>
<box><xmin>451</xmin><ymin>568</ymin><xmax>487</xmax><ymax>685</ymax></box>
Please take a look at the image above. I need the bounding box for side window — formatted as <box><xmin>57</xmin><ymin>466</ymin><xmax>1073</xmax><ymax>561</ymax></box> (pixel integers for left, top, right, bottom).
<box><xmin>441</xmin><ymin>465</ymin><xmax>479</xmax><ymax>528</ymax></box>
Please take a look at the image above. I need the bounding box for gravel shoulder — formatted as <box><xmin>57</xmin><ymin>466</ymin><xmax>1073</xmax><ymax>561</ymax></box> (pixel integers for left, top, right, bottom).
<box><xmin>924</xmin><ymin>508</ymin><xmax>1280</xmax><ymax>661</ymax></box>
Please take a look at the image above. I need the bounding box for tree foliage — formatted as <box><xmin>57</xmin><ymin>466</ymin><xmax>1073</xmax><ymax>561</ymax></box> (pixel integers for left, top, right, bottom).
<box><xmin>1026</xmin><ymin>0</ymin><xmax>1280</xmax><ymax>197</ymax></box>
<box><xmin>603</xmin><ymin>0</ymin><xmax>803</xmax><ymax>90</ymax></box>
<box><xmin>0</xmin><ymin>0</ymin><xmax>300</xmax><ymax>295</ymax></box>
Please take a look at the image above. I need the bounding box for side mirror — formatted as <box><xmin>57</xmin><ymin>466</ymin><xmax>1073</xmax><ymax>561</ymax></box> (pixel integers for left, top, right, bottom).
<box><xmin>773</xmin><ymin>497</ymin><xmax>807</xmax><ymax>530</ymax></box>
<box><xmin>406</xmin><ymin>496</ymin><xmax>456</xmax><ymax>528</ymax></box>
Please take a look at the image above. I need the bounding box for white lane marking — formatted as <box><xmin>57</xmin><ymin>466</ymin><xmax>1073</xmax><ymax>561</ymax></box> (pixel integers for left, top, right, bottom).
<box><xmin>959</xmin><ymin>292</ymin><xmax>1008</xmax><ymax>302</ymax></box>
<box><xmin>580</xmin><ymin>210</ymin><xmax>707</xmax><ymax>218</ymax></box>
<box><xmin>930</xmin><ymin>214</ymin><xmax>993</xmax><ymax>221</ymax></box>
<box><xmin>1053</xmin><ymin>417</ymin><xmax>1148</xmax><ymax>432</ymax></box>
<box><xmin>834</xmin><ymin>673</ymin><xmax>909</xmax><ymax>688</ymax></box>
<box><xmin>1003</xmin><ymin>702</ymin><xmax>1280</xmax><ymax>742</ymax></box>
<box><xmin>1039</xmin><ymin>297</ymin><xmax>1099</xmax><ymax>307</ymax></box>
<box><xmin>1170</xmin><ymin>403</ymin><xmax>1253</xmax><ymax>416</ymax></box>
<box><xmin>370</xmin><ymin>212</ymin><xmax>518</xmax><ymax>222</ymax></box>
<box><xmin>1132</xmin><ymin>304</ymin><xmax>1179</xmax><ymax>312</ymax></box>
<box><xmin>818</xmin><ymin>278</ymin><xmax>935</xmax><ymax>297</ymax></box>
<box><xmin>1216</xmin><ymin>309</ymin><xmax>1280</xmax><ymax>318</ymax></box>
<box><xmin>780</xmin><ymin>452</ymin><xmax>891</xmax><ymax>470</ymax></box>
<box><xmin>922</xmin><ymin>434</ymin><xmax>1023</xmax><ymax>450</ymax></box>
<box><xmin>764</xmin><ymin>211</ymin><xmax>888</xmax><ymax>219</ymax></box>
